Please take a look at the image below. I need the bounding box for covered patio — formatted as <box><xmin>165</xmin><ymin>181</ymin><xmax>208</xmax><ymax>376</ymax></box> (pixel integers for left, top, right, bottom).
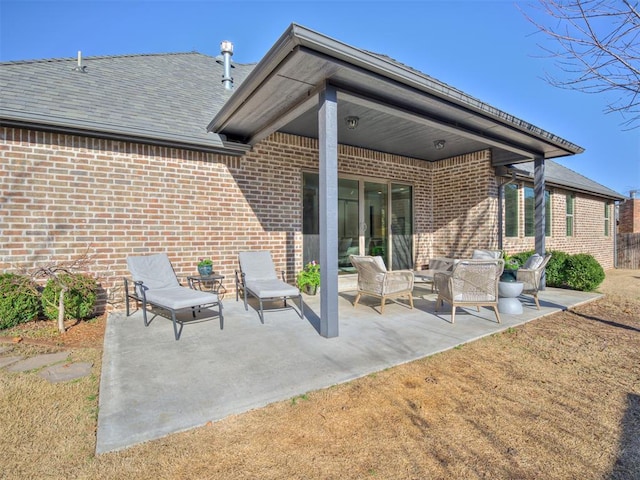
<box><xmin>208</xmin><ymin>24</ymin><xmax>584</xmax><ymax>339</ymax></box>
<box><xmin>96</xmin><ymin>284</ymin><xmax>600</xmax><ymax>454</ymax></box>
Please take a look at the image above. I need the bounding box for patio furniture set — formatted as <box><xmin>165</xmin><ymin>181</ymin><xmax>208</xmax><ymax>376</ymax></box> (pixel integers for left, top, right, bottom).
<box><xmin>123</xmin><ymin>250</ymin><xmax>550</xmax><ymax>340</ymax></box>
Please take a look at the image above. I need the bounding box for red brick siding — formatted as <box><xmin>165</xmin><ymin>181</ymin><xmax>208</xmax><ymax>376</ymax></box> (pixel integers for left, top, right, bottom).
<box><xmin>431</xmin><ymin>150</ymin><xmax>499</xmax><ymax>258</ymax></box>
<box><xmin>502</xmin><ymin>184</ymin><xmax>615</xmax><ymax>268</ymax></box>
<box><xmin>1</xmin><ymin>127</ymin><xmax>617</xmax><ymax>313</ymax></box>
<box><xmin>619</xmin><ymin>198</ymin><xmax>640</xmax><ymax>233</ymax></box>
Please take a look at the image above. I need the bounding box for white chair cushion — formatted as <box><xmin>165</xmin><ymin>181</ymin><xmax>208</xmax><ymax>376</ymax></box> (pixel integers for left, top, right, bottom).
<box><xmin>145</xmin><ymin>286</ymin><xmax>219</xmax><ymax>310</ymax></box>
<box><xmin>523</xmin><ymin>253</ymin><xmax>544</xmax><ymax>270</ymax></box>
<box><xmin>472</xmin><ymin>249</ymin><xmax>502</xmax><ymax>260</ymax></box>
<box><xmin>127</xmin><ymin>253</ymin><xmax>180</xmax><ymax>290</ymax></box>
<box><xmin>239</xmin><ymin>251</ymin><xmax>278</xmax><ymax>281</ymax></box>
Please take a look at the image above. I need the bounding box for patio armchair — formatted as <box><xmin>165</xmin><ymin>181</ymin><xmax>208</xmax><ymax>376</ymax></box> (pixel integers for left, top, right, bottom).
<box><xmin>235</xmin><ymin>251</ymin><xmax>304</xmax><ymax>323</ymax></box>
<box><xmin>349</xmin><ymin>255</ymin><xmax>414</xmax><ymax>314</ymax></box>
<box><xmin>516</xmin><ymin>253</ymin><xmax>552</xmax><ymax>309</ymax></box>
<box><xmin>124</xmin><ymin>253</ymin><xmax>223</xmax><ymax>340</ymax></box>
<box><xmin>434</xmin><ymin>259</ymin><xmax>504</xmax><ymax>324</ymax></box>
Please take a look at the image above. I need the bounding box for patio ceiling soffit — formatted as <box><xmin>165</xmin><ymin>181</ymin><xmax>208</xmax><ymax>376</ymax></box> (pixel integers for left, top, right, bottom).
<box><xmin>208</xmin><ymin>24</ymin><xmax>584</xmax><ymax>164</ymax></box>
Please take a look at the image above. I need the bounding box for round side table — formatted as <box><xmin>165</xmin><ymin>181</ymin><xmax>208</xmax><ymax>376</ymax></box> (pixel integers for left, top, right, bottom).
<box><xmin>498</xmin><ymin>281</ymin><xmax>524</xmax><ymax>314</ymax></box>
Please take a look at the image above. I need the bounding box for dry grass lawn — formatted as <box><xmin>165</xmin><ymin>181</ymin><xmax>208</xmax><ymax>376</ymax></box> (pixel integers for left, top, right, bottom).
<box><xmin>1</xmin><ymin>270</ymin><xmax>639</xmax><ymax>479</ymax></box>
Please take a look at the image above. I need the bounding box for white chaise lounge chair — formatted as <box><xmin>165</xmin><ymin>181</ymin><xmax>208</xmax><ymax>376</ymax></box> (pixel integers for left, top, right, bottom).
<box><xmin>235</xmin><ymin>251</ymin><xmax>303</xmax><ymax>323</ymax></box>
<box><xmin>124</xmin><ymin>253</ymin><xmax>223</xmax><ymax>340</ymax></box>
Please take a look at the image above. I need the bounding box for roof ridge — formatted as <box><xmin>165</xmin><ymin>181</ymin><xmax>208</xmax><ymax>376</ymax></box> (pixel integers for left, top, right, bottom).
<box><xmin>0</xmin><ymin>51</ymin><xmax>213</xmax><ymax>66</ymax></box>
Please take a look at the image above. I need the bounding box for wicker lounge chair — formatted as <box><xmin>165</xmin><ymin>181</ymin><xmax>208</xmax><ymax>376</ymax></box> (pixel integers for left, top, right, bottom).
<box><xmin>349</xmin><ymin>255</ymin><xmax>414</xmax><ymax>314</ymax></box>
<box><xmin>434</xmin><ymin>259</ymin><xmax>504</xmax><ymax>324</ymax></box>
<box><xmin>517</xmin><ymin>253</ymin><xmax>552</xmax><ymax>309</ymax></box>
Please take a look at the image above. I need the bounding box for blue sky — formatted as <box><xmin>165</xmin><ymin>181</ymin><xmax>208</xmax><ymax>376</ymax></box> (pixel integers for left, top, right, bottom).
<box><xmin>1</xmin><ymin>0</ymin><xmax>638</xmax><ymax>197</ymax></box>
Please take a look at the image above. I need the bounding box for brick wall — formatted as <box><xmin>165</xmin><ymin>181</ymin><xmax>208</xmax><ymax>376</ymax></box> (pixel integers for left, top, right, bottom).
<box><xmin>431</xmin><ymin>150</ymin><xmax>499</xmax><ymax>259</ymax></box>
<box><xmin>1</xmin><ymin>128</ymin><xmax>440</xmax><ymax>312</ymax></box>
<box><xmin>503</xmin><ymin>184</ymin><xmax>616</xmax><ymax>269</ymax></box>
<box><xmin>1</xmin><ymin>126</ymin><xmax>617</xmax><ymax>314</ymax></box>
<box><xmin>619</xmin><ymin>198</ymin><xmax>640</xmax><ymax>233</ymax></box>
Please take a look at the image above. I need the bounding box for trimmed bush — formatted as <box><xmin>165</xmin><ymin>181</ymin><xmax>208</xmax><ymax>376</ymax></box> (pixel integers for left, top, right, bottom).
<box><xmin>545</xmin><ymin>250</ymin><xmax>571</xmax><ymax>288</ymax></box>
<box><xmin>563</xmin><ymin>253</ymin><xmax>605</xmax><ymax>292</ymax></box>
<box><xmin>509</xmin><ymin>250</ymin><xmax>535</xmax><ymax>269</ymax></box>
<box><xmin>0</xmin><ymin>273</ymin><xmax>41</xmax><ymax>329</ymax></box>
<box><xmin>41</xmin><ymin>273</ymin><xmax>97</xmax><ymax>321</ymax></box>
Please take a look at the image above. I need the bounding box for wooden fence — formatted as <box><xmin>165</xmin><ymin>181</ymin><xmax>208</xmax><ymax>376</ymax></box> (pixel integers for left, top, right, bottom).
<box><xmin>617</xmin><ymin>233</ymin><xmax>640</xmax><ymax>269</ymax></box>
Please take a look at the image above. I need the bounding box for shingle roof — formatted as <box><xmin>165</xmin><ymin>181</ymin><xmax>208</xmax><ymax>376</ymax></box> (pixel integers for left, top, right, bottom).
<box><xmin>0</xmin><ymin>52</ymin><xmax>256</xmax><ymax>151</ymax></box>
<box><xmin>1</xmin><ymin>49</ymin><xmax>622</xmax><ymax>199</ymax></box>
<box><xmin>514</xmin><ymin>160</ymin><xmax>624</xmax><ymax>199</ymax></box>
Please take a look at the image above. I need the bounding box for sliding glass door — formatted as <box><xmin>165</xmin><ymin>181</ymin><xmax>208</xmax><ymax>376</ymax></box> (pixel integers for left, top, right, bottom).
<box><xmin>303</xmin><ymin>172</ymin><xmax>413</xmax><ymax>272</ymax></box>
<box><xmin>364</xmin><ymin>181</ymin><xmax>388</xmax><ymax>258</ymax></box>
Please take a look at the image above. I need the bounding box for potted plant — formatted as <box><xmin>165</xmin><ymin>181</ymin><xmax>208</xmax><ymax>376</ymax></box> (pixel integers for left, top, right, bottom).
<box><xmin>297</xmin><ymin>261</ymin><xmax>320</xmax><ymax>295</ymax></box>
<box><xmin>501</xmin><ymin>253</ymin><xmax>520</xmax><ymax>282</ymax></box>
<box><xmin>197</xmin><ymin>258</ymin><xmax>214</xmax><ymax>276</ymax></box>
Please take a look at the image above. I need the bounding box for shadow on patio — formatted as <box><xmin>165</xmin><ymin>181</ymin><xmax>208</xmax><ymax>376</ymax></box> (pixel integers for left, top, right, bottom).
<box><xmin>96</xmin><ymin>284</ymin><xmax>600</xmax><ymax>454</ymax></box>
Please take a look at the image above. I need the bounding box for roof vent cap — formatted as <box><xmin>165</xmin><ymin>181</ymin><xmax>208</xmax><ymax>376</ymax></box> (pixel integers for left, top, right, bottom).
<box><xmin>72</xmin><ymin>50</ymin><xmax>87</xmax><ymax>73</ymax></box>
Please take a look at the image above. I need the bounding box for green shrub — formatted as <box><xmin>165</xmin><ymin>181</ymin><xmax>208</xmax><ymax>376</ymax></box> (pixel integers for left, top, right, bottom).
<box><xmin>41</xmin><ymin>273</ymin><xmax>97</xmax><ymax>321</ymax></box>
<box><xmin>545</xmin><ymin>250</ymin><xmax>571</xmax><ymax>288</ymax></box>
<box><xmin>509</xmin><ymin>250</ymin><xmax>535</xmax><ymax>269</ymax></box>
<box><xmin>563</xmin><ymin>253</ymin><xmax>605</xmax><ymax>291</ymax></box>
<box><xmin>0</xmin><ymin>273</ymin><xmax>41</xmax><ymax>329</ymax></box>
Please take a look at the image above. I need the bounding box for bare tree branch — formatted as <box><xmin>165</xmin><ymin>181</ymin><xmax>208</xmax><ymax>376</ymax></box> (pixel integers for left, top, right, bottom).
<box><xmin>522</xmin><ymin>0</ymin><xmax>640</xmax><ymax>129</ymax></box>
<box><xmin>17</xmin><ymin>247</ymin><xmax>96</xmax><ymax>333</ymax></box>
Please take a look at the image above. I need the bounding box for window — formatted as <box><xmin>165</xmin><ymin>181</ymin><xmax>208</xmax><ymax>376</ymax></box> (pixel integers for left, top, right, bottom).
<box><xmin>504</xmin><ymin>184</ymin><xmax>518</xmax><ymax>237</ymax></box>
<box><xmin>566</xmin><ymin>194</ymin><xmax>575</xmax><ymax>236</ymax></box>
<box><xmin>302</xmin><ymin>172</ymin><xmax>413</xmax><ymax>271</ymax></box>
<box><xmin>604</xmin><ymin>202</ymin><xmax>610</xmax><ymax>236</ymax></box>
<box><xmin>524</xmin><ymin>187</ymin><xmax>551</xmax><ymax>237</ymax></box>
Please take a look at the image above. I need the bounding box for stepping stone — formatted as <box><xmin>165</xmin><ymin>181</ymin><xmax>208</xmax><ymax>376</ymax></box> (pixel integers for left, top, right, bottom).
<box><xmin>6</xmin><ymin>351</ymin><xmax>71</xmax><ymax>372</ymax></box>
<box><xmin>0</xmin><ymin>356</ymin><xmax>24</xmax><ymax>368</ymax></box>
<box><xmin>39</xmin><ymin>362</ymin><xmax>93</xmax><ymax>383</ymax></box>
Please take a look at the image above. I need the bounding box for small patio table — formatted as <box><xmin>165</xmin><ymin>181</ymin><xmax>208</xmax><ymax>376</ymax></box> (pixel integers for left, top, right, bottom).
<box><xmin>498</xmin><ymin>280</ymin><xmax>523</xmax><ymax>314</ymax></box>
<box><xmin>413</xmin><ymin>269</ymin><xmax>440</xmax><ymax>292</ymax></box>
<box><xmin>188</xmin><ymin>274</ymin><xmax>226</xmax><ymax>297</ymax></box>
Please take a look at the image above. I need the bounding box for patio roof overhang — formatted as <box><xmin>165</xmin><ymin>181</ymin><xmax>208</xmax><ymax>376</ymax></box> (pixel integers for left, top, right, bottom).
<box><xmin>208</xmin><ymin>23</ymin><xmax>584</xmax><ymax>164</ymax></box>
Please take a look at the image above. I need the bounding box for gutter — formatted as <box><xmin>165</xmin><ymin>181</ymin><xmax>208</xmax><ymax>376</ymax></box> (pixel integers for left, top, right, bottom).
<box><xmin>1</xmin><ymin>115</ymin><xmax>251</xmax><ymax>156</ymax></box>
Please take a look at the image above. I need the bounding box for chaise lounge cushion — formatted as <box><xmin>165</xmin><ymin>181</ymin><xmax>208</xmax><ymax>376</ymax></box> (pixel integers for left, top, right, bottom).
<box><xmin>127</xmin><ymin>253</ymin><xmax>180</xmax><ymax>292</ymax></box>
<box><xmin>244</xmin><ymin>279</ymin><xmax>299</xmax><ymax>299</ymax></box>
<box><xmin>144</xmin><ymin>286</ymin><xmax>220</xmax><ymax>310</ymax></box>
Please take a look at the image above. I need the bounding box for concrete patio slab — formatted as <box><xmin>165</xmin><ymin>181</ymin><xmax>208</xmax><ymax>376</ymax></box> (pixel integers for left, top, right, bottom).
<box><xmin>96</xmin><ymin>287</ymin><xmax>600</xmax><ymax>454</ymax></box>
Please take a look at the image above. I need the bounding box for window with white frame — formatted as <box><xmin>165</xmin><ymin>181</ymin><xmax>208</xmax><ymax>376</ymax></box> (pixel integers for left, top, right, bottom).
<box><xmin>566</xmin><ymin>194</ymin><xmax>575</xmax><ymax>236</ymax></box>
<box><xmin>604</xmin><ymin>202</ymin><xmax>610</xmax><ymax>236</ymax></box>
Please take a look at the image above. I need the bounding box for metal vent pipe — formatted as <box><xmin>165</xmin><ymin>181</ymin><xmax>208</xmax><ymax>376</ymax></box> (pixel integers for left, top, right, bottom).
<box><xmin>220</xmin><ymin>40</ymin><xmax>234</xmax><ymax>90</ymax></box>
